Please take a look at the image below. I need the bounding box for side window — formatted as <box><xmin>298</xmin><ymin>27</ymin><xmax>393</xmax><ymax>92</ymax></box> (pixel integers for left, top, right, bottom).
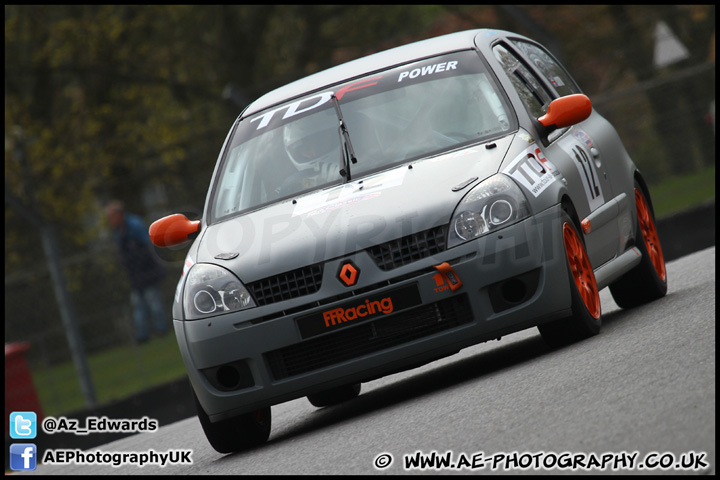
<box><xmin>512</xmin><ymin>40</ymin><xmax>580</xmax><ymax>97</ymax></box>
<box><xmin>492</xmin><ymin>43</ymin><xmax>552</xmax><ymax>119</ymax></box>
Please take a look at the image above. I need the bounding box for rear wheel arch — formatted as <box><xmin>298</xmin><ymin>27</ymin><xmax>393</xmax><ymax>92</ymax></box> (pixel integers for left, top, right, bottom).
<box><xmin>608</xmin><ymin>179</ymin><xmax>668</xmax><ymax>308</ymax></box>
<box><xmin>633</xmin><ymin>171</ymin><xmax>656</xmax><ymax>218</ymax></box>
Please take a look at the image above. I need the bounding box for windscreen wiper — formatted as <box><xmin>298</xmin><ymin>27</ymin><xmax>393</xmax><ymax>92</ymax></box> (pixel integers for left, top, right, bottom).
<box><xmin>331</xmin><ymin>95</ymin><xmax>357</xmax><ymax>181</ymax></box>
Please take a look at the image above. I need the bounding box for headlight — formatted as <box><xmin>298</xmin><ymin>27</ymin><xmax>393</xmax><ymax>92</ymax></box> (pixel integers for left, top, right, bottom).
<box><xmin>448</xmin><ymin>174</ymin><xmax>530</xmax><ymax>248</ymax></box>
<box><xmin>183</xmin><ymin>264</ymin><xmax>256</xmax><ymax>320</ymax></box>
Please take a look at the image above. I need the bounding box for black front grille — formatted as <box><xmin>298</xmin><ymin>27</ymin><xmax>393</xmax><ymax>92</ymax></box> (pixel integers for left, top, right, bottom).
<box><xmin>247</xmin><ymin>264</ymin><xmax>323</xmax><ymax>306</ymax></box>
<box><xmin>246</xmin><ymin>226</ymin><xmax>447</xmax><ymax>307</ymax></box>
<box><xmin>367</xmin><ymin>225</ymin><xmax>447</xmax><ymax>270</ymax></box>
<box><xmin>266</xmin><ymin>294</ymin><xmax>472</xmax><ymax>380</ymax></box>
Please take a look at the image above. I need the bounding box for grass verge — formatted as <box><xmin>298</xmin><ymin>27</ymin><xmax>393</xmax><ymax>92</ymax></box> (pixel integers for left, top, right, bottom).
<box><xmin>649</xmin><ymin>165</ymin><xmax>715</xmax><ymax>218</ymax></box>
<box><xmin>31</xmin><ymin>333</ymin><xmax>186</xmax><ymax>417</ymax></box>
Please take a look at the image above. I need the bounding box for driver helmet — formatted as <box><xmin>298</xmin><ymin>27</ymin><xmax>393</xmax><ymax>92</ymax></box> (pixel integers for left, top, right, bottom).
<box><xmin>283</xmin><ymin>114</ymin><xmax>339</xmax><ymax>171</ymax></box>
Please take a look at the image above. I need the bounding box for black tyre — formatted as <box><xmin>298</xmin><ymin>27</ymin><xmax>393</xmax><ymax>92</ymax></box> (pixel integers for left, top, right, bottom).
<box><xmin>539</xmin><ymin>210</ymin><xmax>602</xmax><ymax>348</ymax></box>
<box><xmin>307</xmin><ymin>383</ymin><xmax>361</xmax><ymax>408</ymax></box>
<box><xmin>194</xmin><ymin>391</ymin><xmax>271</xmax><ymax>454</ymax></box>
<box><xmin>609</xmin><ymin>183</ymin><xmax>668</xmax><ymax>308</ymax></box>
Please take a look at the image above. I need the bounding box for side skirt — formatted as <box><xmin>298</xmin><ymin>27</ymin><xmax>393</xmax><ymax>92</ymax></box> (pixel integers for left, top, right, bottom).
<box><xmin>594</xmin><ymin>246</ymin><xmax>642</xmax><ymax>290</ymax></box>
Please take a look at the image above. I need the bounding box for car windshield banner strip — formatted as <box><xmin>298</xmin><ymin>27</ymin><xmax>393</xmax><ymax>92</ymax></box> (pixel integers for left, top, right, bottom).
<box><xmin>236</xmin><ymin>50</ymin><xmax>481</xmax><ymax>141</ymax></box>
<box><xmin>296</xmin><ymin>284</ymin><xmax>422</xmax><ymax>339</ymax></box>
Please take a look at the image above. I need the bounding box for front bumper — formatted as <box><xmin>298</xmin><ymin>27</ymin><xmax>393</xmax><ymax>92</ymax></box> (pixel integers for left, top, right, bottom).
<box><xmin>178</xmin><ymin>204</ymin><xmax>572</xmax><ymax>421</ymax></box>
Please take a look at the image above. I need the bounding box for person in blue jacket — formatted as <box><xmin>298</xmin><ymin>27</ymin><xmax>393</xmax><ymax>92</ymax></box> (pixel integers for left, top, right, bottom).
<box><xmin>105</xmin><ymin>200</ymin><xmax>168</xmax><ymax>343</ymax></box>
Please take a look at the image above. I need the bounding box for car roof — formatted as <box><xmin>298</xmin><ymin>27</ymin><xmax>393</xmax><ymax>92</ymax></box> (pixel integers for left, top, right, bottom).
<box><xmin>243</xmin><ymin>28</ymin><xmax>520</xmax><ymax>117</ymax></box>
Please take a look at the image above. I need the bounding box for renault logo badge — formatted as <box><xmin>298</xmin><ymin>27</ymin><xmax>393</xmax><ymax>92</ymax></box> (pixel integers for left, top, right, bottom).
<box><xmin>338</xmin><ymin>260</ymin><xmax>360</xmax><ymax>287</ymax></box>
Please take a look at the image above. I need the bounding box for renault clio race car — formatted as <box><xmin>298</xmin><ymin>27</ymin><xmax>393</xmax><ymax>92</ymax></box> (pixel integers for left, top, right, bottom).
<box><xmin>150</xmin><ymin>29</ymin><xmax>667</xmax><ymax>453</ymax></box>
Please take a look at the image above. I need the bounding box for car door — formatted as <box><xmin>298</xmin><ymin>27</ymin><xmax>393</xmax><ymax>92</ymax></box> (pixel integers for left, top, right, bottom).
<box><xmin>492</xmin><ymin>39</ymin><xmax>619</xmax><ymax>267</ymax></box>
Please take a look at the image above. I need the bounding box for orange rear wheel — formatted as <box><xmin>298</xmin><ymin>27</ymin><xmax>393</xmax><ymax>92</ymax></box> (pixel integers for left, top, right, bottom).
<box><xmin>635</xmin><ymin>188</ymin><xmax>666</xmax><ymax>282</ymax></box>
<box><xmin>608</xmin><ymin>182</ymin><xmax>668</xmax><ymax>309</ymax></box>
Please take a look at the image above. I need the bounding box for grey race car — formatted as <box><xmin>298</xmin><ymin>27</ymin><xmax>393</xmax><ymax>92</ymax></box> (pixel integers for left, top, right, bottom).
<box><xmin>149</xmin><ymin>29</ymin><xmax>667</xmax><ymax>453</ymax></box>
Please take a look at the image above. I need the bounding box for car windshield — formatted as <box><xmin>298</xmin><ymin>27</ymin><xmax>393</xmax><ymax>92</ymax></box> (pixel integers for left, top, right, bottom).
<box><xmin>210</xmin><ymin>50</ymin><xmax>514</xmax><ymax>222</ymax></box>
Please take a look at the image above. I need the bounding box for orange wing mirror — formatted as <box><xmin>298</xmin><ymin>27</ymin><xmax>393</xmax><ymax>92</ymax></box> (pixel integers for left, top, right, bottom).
<box><xmin>538</xmin><ymin>94</ymin><xmax>592</xmax><ymax>129</ymax></box>
<box><xmin>149</xmin><ymin>214</ymin><xmax>201</xmax><ymax>247</ymax></box>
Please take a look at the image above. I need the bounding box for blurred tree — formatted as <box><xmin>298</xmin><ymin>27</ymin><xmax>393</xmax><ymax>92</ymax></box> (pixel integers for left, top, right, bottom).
<box><xmin>5</xmin><ymin>6</ymin><xmax>232</xmax><ymax>272</ymax></box>
<box><xmin>607</xmin><ymin>5</ymin><xmax>715</xmax><ymax>174</ymax></box>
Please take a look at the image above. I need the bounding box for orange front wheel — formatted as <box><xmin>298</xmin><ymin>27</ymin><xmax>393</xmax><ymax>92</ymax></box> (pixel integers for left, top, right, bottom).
<box><xmin>563</xmin><ymin>222</ymin><xmax>601</xmax><ymax>320</ymax></box>
<box><xmin>538</xmin><ymin>210</ymin><xmax>602</xmax><ymax>348</ymax></box>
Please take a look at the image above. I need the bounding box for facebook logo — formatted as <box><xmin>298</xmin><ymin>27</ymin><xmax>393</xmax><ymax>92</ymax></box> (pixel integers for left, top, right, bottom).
<box><xmin>10</xmin><ymin>411</ymin><xmax>37</xmax><ymax>439</ymax></box>
<box><xmin>10</xmin><ymin>443</ymin><xmax>37</xmax><ymax>471</ymax></box>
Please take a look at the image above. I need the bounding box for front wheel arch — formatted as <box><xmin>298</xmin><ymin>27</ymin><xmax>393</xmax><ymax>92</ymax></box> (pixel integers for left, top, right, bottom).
<box><xmin>193</xmin><ymin>390</ymin><xmax>271</xmax><ymax>454</ymax></box>
<box><xmin>560</xmin><ymin>195</ymin><xmax>582</xmax><ymax>234</ymax></box>
<box><xmin>538</xmin><ymin>208</ymin><xmax>601</xmax><ymax>348</ymax></box>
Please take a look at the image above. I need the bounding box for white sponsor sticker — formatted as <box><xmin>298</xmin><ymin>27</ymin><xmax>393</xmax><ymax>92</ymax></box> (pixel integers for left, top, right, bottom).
<box><xmin>397</xmin><ymin>61</ymin><xmax>459</xmax><ymax>83</ymax></box>
<box><xmin>502</xmin><ymin>145</ymin><xmax>560</xmax><ymax>197</ymax></box>
<box><xmin>292</xmin><ymin>168</ymin><xmax>407</xmax><ymax>217</ymax></box>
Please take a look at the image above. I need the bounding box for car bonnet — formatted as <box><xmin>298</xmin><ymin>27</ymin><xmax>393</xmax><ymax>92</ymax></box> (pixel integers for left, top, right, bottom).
<box><xmin>194</xmin><ymin>135</ymin><xmax>513</xmax><ymax>283</ymax></box>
